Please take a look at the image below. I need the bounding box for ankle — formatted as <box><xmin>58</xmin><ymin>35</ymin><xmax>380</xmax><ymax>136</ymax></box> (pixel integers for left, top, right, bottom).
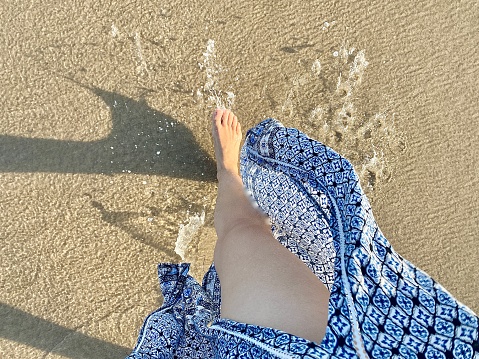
<box><xmin>217</xmin><ymin>168</ymin><xmax>240</xmax><ymax>182</ymax></box>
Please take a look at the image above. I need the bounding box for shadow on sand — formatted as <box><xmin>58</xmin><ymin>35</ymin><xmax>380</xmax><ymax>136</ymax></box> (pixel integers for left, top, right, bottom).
<box><xmin>0</xmin><ymin>81</ymin><xmax>216</xmax><ymax>181</ymax></box>
<box><xmin>0</xmin><ymin>81</ymin><xmax>216</xmax><ymax>356</ymax></box>
<box><xmin>1</xmin><ymin>303</ymin><xmax>131</xmax><ymax>358</ymax></box>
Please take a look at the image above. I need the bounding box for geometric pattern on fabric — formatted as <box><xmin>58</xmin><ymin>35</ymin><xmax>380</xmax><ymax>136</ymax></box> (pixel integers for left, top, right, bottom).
<box><xmin>126</xmin><ymin>118</ymin><xmax>479</xmax><ymax>359</ymax></box>
<box><xmin>126</xmin><ymin>263</ymin><xmax>220</xmax><ymax>359</ymax></box>
<box><xmin>241</xmin><ymin>161</ymin><xmax>337</xmax><ymax>290</ymax></box>
<box><xmin>241</xmin><ymin>118</ymin><xmax>479</xmax><ymax>359</ymax></box>
<box><xmin>211</xmin><ymin>318</ymin><xmax>355</xmax><ymax>359</ymax></box>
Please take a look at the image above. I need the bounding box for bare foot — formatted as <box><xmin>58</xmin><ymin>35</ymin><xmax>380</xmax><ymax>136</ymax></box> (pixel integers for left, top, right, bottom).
<box><xmin>211</xmin><ymin>109</ymin><xmax>242</xmax><ymax>179</ymax></box>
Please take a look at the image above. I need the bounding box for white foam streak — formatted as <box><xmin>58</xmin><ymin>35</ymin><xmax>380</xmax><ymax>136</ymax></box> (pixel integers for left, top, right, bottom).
<box><xmin>174</xmin><ymin>211</ymin><xmax>206</xmax><ymax>260</ymax></box>
<box><xmin>133</xmin><ymin>32</ymin><xmax>147</xmax><ymax>75</ymax></box>
<box><xmin>199</xmin><ymin>39</ymin><xmax>235</xmax><ymax>109</ymax></box>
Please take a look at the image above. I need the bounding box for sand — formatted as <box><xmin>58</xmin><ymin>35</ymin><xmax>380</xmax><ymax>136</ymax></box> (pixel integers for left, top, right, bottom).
<box><xmin>1</xmin><ymin>0</ymin><xmax>478</xmax><ymax>357</ymax></box>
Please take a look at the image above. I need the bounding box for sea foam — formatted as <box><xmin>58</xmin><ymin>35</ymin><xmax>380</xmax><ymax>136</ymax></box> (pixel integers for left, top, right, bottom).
<box><xmin>198</xmin><ymin>39</ymin><xmax>235</xmax><ymax>109</ymax></box>
<box><xmin>174</xmin><ymin>210</ymin><xmax>206</xmax><ymax>260</ymax></box>
<box><xmin>284</xmin><ymin>44</ymin><xmax>406</xmax><ymax>191</ymax></box>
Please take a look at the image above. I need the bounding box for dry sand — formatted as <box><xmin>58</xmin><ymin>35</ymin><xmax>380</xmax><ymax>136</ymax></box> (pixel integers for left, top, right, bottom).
<box><xmin>1</xmin><ymin>0</ymin><xmax>478</xmax><ymax>357</ymax></box>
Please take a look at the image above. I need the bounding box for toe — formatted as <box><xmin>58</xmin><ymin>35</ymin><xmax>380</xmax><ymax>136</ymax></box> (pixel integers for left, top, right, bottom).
<box><xmin>213</xmin><ymin>109</ymin><xmax>224</xmax><ymax>126</ymax></box>
<box><xmin>236</xmin><ymin>121</ymin><xmax>242</xmax><ymax>137</ymax></box>
<box><xmin>227</xmin><ymin>111</ymin><xmax>235</xmax><ymax>126</ymax></box>
<box><xmin>236</xmin><ymin>120</ymin><xmax>241</xmax><ymax>135</ymax></box>
<box><xmin>221</xmin><ymin>109</ymin><xmax>230</xmax><ymax>125</ymax></box>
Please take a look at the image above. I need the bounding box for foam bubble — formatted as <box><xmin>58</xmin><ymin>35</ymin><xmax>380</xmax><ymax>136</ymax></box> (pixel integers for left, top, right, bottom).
<box><xmin>111</xmin><ymin>24</ymin><xmax>119</xmax><ymax>38</ymax></box>
<box><xmin>311</xmin><ymin>60</ymin><xmax>322</xmax><ymax>76</ymax></box>
<box><xmin>322</xmin><ymin>21</ymin><xmax>336</xmax><ymax>31</ymax></box>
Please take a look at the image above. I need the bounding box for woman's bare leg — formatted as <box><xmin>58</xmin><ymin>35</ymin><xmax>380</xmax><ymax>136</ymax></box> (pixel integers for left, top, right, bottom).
<box><xmin>212</xmin><ymin>109</ymin><xmax>329</xmax><ymax>343</ymax></box>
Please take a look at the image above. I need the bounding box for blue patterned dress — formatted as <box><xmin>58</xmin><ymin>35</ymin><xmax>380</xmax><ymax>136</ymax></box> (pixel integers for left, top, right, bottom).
<box><xmin>127</xmin><ymin>119</ymin><xmax>479</xmax><ymax>359</ymax></box>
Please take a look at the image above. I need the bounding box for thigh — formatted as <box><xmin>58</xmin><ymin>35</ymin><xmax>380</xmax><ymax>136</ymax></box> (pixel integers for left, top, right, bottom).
<box><xmin>214</xmin><ymin>222</ymin><xmax>330</xmax><ymax>343</ymax></box>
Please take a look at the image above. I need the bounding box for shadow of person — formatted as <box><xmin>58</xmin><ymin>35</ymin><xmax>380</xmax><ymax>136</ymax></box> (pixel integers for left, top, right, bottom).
<box><xmin>0</xmin><ymin>81</ymin><xmax>216</xmax><ymax>181</ymax></box>
<box><xmin>0</xmin><ymin>302</ymin><xmax>131</xmax><ymax>358</ymax></box>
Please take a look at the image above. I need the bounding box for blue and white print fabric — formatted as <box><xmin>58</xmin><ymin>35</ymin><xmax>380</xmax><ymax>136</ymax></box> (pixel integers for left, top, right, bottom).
<box><xmin>127</xmin><ymin>118</ymin><xmax>479</xmax><ymax>359</ymax></box>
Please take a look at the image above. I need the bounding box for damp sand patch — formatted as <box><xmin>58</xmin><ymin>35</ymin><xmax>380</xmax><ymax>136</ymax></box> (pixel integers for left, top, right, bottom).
<box><xmin>280</xmin><ymin>45</ymin><xmax>407</xmax><ymax>192</ymax></box>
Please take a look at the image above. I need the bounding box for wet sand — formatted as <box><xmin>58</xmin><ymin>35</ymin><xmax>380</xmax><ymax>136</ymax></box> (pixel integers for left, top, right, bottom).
<box><xmin>1</xmin><ymin>0</ymin><xmax>478</xmax><ymax>357</ymax></box>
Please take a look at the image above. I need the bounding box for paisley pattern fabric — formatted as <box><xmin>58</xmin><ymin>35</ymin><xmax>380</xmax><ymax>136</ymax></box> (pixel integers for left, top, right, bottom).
<box><xmin>127</xmin><ymin>118</ymin><xmax>479</xmax><ymax>359</ymax></box>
